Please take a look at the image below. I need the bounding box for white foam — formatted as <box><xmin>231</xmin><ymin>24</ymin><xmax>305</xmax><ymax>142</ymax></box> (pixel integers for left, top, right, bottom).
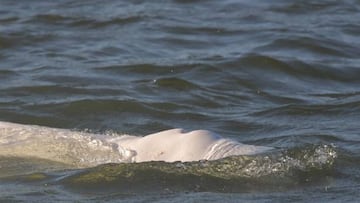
<box><xmin>0</xmin><ymin>121</ymin><xmax>272</xmax><ymax>167</ymax></box>
<box><xmin>0</xmin><ymin>121</ymin><xmax>134</xmax><ymax>167</ymax></box>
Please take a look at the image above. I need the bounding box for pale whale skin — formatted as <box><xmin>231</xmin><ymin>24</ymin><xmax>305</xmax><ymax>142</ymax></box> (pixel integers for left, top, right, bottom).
<box><xmin>0</xmin><ymin>121</ymin><xmax>272</xmax><ymax>166</ymax></box>
<box><xmin>108</xmin><ymin>128</ymin><xmax>273</xmax><ymax>162</ymax></box>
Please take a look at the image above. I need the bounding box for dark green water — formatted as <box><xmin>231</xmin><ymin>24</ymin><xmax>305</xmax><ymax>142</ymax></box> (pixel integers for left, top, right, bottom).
<box><xmin>1</xmin><ymin>0</ymin><xmax>360</xmax><ymax>202</ymax></box>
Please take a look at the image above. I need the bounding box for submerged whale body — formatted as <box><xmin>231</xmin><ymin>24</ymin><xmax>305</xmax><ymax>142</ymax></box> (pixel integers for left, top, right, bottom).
<box><xmin>0</xmin><ymin>121</ymin><xmax>272</xmax><ymax>167</ymax></box>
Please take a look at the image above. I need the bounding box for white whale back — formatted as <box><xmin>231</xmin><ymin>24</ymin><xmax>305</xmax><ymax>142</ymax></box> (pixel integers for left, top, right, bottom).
<box><xmin>0</xmin><ymin>121</ymin><xmax>272</xmax><ymax>167</ymax></box>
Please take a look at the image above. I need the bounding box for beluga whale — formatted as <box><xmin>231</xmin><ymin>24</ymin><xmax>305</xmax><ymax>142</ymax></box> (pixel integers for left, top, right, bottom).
<box><xmin>0</xmin><ymin>121</ymin><xmax>272</xmax><ymax>168</ymax></box>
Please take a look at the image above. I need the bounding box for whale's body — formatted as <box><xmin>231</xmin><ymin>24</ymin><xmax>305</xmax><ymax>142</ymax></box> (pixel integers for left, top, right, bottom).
<box><xmin>0</xmin><ymin>121</ymin><xmax>272</xmax><ymax>167</ymax></box>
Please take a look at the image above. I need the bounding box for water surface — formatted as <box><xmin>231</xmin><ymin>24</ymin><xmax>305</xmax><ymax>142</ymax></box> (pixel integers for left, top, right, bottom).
<box><xmin>0</xmin><ymin>0</ymin><xmax>360</xmax><ymax>202</ymax></box>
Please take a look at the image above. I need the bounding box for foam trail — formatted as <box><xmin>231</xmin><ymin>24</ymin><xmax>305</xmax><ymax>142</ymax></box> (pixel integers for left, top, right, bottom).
<box><xmin>0</xmin><ymin>121</ymin><xmax>272</xmax><ymax>167</ymax></box>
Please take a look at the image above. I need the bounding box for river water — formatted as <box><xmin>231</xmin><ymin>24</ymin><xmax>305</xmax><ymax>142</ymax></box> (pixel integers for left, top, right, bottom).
<box><xmin>0</xmin><ymin>0</ymin><xmax>360</xmax><ymax>202</ymax></box>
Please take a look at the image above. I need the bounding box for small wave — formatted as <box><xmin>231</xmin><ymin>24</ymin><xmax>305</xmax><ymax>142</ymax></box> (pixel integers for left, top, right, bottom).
<box><xmin>153</xmin><ymin>77</ymin><xmax>199</xmax><ymax>91</ymax></box>
<box><xmin>255</xmin><ymin>37</ymin><xmax>360</xmax><ymax>58</ymax></box>
<box><xmin>0</xmin><ymin>32</ymin><xmax>54</xmax><ymax>50</ymax></box>
<box><xmin>93</xmin><ymin>64</ymin><xmax>174</xmax><ymax>75</ymax></box>
<box><xmin>270</xmin><ymin>1</ymin><xmax>342</xmax><ymax>14</ymax></box>
<box><xmin>252</xmin><ymin>101</ymin><xmax>360</xmax><ymax>117</ymax></box>
<box><xmin>60</xmin><ymin>144</ymin><xmax>336</xmax><ymax>192</ymax></box>
<box><xmin>0</xmin><ymin>70</ymin><xmax>18</xmax><ymax>80</ymax></box>
<box><xmin>31</xmin><ymin>14</ymin><xmax>70</xmax><ymax>24</ymax></box>
<box><xmin>235</xmin><ymin>54</ymin><xmax>343</xmax><ymax>80</ymax></box>
<box><xmin>58</xmin><ymin>99</ymin><xmax>160</xmax><ymax>116</ymax></box>
<box><xmin>162</xmin><ymin>25</ymin><xmax>237</xmax><ymax>36</ymax></box>
<box><xmin>309</xmin><ymin>91</ymin><xmax>360</xmax><ymax>100</ymax></box>
<box><xmin>0</xmin><ymin>16</ymin><xmax>19</xmax><ymax>24</ymax></box>
<box><xmin>31</xmin><ymin>14</ymin><xmax>142</xmax><ymax>28</ymax></box>
<box><xmin>150</xmin><ymin>36</ymin><xmax>215</xmax><ymax>49</ymax></box>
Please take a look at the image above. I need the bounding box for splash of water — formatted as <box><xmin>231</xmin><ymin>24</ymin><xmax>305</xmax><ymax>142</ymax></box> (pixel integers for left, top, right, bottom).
<box><xmin>0</xmin><ymin>123</ymin><xmax>136</xmax><ymax>168</ymax></box>
<box><xmin>64</xmin><ymin>144</ymin><xmax>337</xmax><ymax>187</ymax></box>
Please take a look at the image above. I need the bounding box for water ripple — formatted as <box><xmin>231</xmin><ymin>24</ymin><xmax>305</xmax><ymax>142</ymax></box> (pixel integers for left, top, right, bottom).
<box><xmin>30</xmin><ymin>14</ymin><xmax>143</xmax><ymax>28</ymax></box>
